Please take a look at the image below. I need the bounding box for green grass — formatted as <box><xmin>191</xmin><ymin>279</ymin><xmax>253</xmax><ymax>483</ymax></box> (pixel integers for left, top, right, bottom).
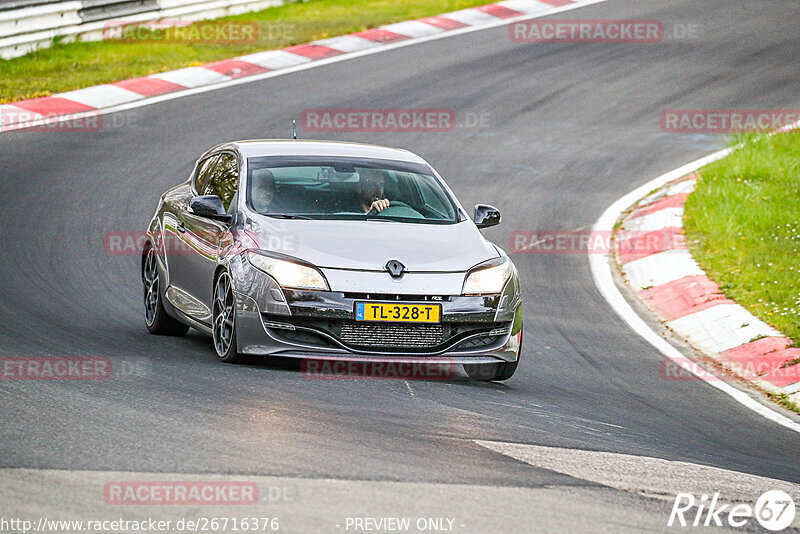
<box><xmin>767</xmin><ymin>392</ymin><xmax>800</xmax><ymax>414</ymax></box>
<box><xmin>683</xmin><ymin>130</ymin><xmax>800</xmax><ymax>343</ymax></box>
<box><xmin>781</xmin><ymin>357</ymin><xmax>800</xmax><ymax>369</ymax></box>
<box><xmin>0</xmin><ymin>0</ymin><xmax>488</xmax><ymax>103</ymax></box>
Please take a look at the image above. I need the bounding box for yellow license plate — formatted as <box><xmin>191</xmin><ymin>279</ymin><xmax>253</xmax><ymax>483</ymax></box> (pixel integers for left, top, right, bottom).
<box><xmin>355</xmin><ymin>302</ymin><xmax>441</xmax><ymax>323</ymax></box>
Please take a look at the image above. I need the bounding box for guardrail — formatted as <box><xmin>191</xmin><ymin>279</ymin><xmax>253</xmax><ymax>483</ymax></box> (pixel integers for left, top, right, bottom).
<box><xmin>79</xmin><ymin>0</ymin><xmax>160</xmax><ymax>23</ymax></box>
<box><xmin>0</xmin><ymin>0</ymin><xmax>285</xmax><ymax>59</ymax></box>
<box><xmin>0</xmin><ymin>0</ymin><xmax>65</xmax><ymax>11</ymax></box>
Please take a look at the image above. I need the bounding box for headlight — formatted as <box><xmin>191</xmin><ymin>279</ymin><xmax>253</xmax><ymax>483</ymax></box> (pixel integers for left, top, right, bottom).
<box><xmin>247</xmin><ymin>252</ymin><xmax>329</xmax><ymax>291</ymax></box>
<box><xmin>462</xmin><ymin>258</ymin><xmax>513</xmax><ymax>295</ymax></box>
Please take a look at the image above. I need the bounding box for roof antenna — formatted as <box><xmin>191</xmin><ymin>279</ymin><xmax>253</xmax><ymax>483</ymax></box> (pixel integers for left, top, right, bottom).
<box><xmin>292</xmin><ymin>119</ymin><xmax>297</xmax><ymax>140</ymax></box>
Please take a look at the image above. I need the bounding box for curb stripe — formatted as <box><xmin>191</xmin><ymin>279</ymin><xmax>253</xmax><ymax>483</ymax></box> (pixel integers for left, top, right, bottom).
<box><xmin>476</xmin><ymin>4</ymin><xmax>526</xmax><ymax>18</ymax></box>
<box><xmin>311</xmin><ymin>34</ymin><xmax>384</xmax><ymax>52</ymax></box>
<box><xmin>638</xmin><ymin>177</ymin><xmax>696</xmax><ymax>206</ymax></box>
<box><xmin>353</xmin><ymin>28</ymin><xmax>411</xmax><ymax>44</ymax></box>
<box><xmin>417</xmin><ymin>16</ymin><xmax>469</xmax><ymax>30</ymax></box>
<box><xmin>149</xmin><ymin>66</ymin><xmax>232</xmax><ymax>88</ymax></box>
<box><xmin>12</xmin><ymin>96</ymin><xmax>95</xmax><ymax>115</ymax></box>
<box><xmin>112</xmin><ymin>77</ymin><xmax>187</xmax><ymax>97</ymax></box>
<box><xmin>620</xmin><ymin>181</ymin><xmax>791</xmax><ymax>370</ymax></box>
<box><xmin>498</xmin><ymin>0</ymin><xmax>558</xmax><ymax>13</ymax></box>
<box><xmin>608</xmin><ymin>136</ymin><xmax>800</xmax><ymax>409</ymax></box>
<box><xmin>380</xmin><ymin>20</ymin><xmax>447</xmax><ymax>38</ymax></box>
<box><xmin>203</xmin><ymin>59</ymin><xmax>270</xmax><ymax>79</ymax></box>
<box><xmin>0</xmin><ymin>104</ymin><xmax>44</xmax><ymax>126</ymax></box>
<box><xmin>625</xmin><ymin>250</ymin><xmax>705</xmax><ymax>290</ymax></box>
<box><xmin>590</xmin><ymin>146</ymin><xmax>800</xmax><ymax>434</ymax></box>
<box><xmin>235</xmin><ymin>49</ymin><xmax>312</xmax><ymax>70</ymax></box>
<box><xmin>56</xmin><ymin>84</ymin><xmax>144</xmax><ymax>108</ymax></box>
<box><xmin>639</xmin><ymin>275</ymin><xmax>732</xmax><ymax>321</ymax></box>
<box><xmin>282</xmin><ymin>43</ymin><xmax>343</xmax><ymax>60</ymax></box>
<box><xmin>622</xmin><ymin>207</ymin><xmax>684</xmax><ymax>234</ymax></box>
<box><xmin>629</xmin><ymin>193</ymin><xmax>689</xmax><ymax>220</ymax></box>
<box><xmin>617</xmin><ymin>227</ymin><xmax>685</xmax><ymax>264</ymax></box>
<box><xmin>719</xmin><ymin>337</ymin><xmax>800</xmax><ymax>388</ymax></box>
<box><xmin>441</xmin><ymin>8</ymin><xmax>503</xmax><ymax>25</ymax></box>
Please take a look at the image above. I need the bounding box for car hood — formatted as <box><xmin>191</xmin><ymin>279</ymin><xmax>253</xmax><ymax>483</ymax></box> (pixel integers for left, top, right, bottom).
<box><xmin>245</xmin><ymin>215</ymin><xmax>499</xmax><ymax>272</ymax></box>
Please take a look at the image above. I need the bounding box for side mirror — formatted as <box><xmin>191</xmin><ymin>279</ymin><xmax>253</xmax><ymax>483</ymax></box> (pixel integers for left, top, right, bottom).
<box><xmin>473</xmin><ymin>204</ymin><xmax>501</xmax><ymax>229</ymax></box>
<box><xmin>190</xmin><ymin>195</ymin><xmax>232</xmax><ymax>222</ymax></box>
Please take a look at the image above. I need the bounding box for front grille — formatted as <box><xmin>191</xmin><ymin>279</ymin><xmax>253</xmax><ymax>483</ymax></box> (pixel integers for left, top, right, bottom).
<box><xmin>343</xmin><ymin>293</ymin><xmax>449</xmax><ymax>302</ymax></box>
<box><xmin>263</xmin><ymin>313</ymin><xmax>509</xmax><ymax>353</ymax></box>
<box><xmin>278</xmin><ymin>329</ymin><xmax>335</xmax><ymax>348</ymax></box>
<box><xmin>339</xmin><ymin>322</ymin><xmax>444</xmax><ymax>348</ymax></box>
<box><xmin>455</xmin><ymin>335</ymin><xmax>501</xmax><ymax>350</ymax></box>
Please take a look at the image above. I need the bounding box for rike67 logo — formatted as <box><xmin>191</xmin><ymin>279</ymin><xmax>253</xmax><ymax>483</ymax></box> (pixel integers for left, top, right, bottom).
<box><xmin>668</xmin><ymin>490</ymin><xmax>796</xmax><ymax>531</ymax></box>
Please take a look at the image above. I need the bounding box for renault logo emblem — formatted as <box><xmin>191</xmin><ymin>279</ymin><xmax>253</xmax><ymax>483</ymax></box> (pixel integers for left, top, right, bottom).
<box><xmin>385</xmin><ymin>260</ymin><xmax>405</xmax><ymax>279</ymax></box>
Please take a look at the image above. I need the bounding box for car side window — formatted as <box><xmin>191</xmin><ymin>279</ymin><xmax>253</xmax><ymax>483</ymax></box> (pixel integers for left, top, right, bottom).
<box><xmin>202</xmin><ymin>153</ymin><xmax>239</xmax><ymax>211</ymax></box>
<box><xmin>194</xmin><ymin>155</ymin><xmax>219</xmax><ymax>195</ymax></box>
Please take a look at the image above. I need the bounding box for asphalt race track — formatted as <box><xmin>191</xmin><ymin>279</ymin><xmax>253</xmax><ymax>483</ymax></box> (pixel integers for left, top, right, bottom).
<box><xmin>1</xmin><ymin>0</ymin><xmax>799</xmax><ymax>531</ymax></box>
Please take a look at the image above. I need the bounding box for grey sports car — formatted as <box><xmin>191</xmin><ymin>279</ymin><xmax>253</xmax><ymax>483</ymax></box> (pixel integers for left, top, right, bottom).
<box><xmin>142</xmin><ymin>140</ymin><xmax>523</xmax><ymax>380</ymax></box>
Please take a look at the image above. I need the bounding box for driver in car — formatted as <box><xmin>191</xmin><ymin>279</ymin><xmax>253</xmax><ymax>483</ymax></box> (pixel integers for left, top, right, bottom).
<box><xmin>251</xmin><ymin>169</ymin><xmax>275</xmax><ymax>212</ymax></box>
<box><xmin>338</xmin><ymin>169</ymin><xmax>389</xmax><ymax>214</ymax></box>
<box><xmin>354</xmin><ymin>169</ymin><xmax>390</xmax><ymax>213</ymax></box>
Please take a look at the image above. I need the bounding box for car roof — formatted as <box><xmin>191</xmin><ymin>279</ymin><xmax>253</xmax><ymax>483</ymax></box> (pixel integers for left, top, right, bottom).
<box><xmin>214</xmin><ymin>139</ymin><xmax>429</xmax><ymax>165</ymax></box>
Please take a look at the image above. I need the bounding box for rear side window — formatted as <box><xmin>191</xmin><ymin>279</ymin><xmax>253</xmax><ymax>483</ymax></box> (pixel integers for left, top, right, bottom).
<box><xmin>202</xmin><ymin>153</ymin><xmax>239</xmax><ymax>210</ymax></box>
<box><xmin>193</xmin><ymin>155</ymin><xmax>219</xmax><ymax>194</ymax></box>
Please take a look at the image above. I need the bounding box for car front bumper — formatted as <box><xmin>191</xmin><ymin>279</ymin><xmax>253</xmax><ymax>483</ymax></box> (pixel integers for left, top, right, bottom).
<box><xmin>230</xmin><ymin>259</ymin><xmax>523</xmax><ymax>364</ymax></box>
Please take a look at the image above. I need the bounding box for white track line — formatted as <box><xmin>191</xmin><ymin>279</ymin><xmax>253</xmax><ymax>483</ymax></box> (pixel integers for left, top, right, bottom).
<box><xmin>0</xmin><ymin>0</ymin><xmax>611</xmax><ymax>133</ymax></box>
<box><xmin>589</xmin><ymin>149</ymin><xmax>800</xmax><ymax>434</ymax></box>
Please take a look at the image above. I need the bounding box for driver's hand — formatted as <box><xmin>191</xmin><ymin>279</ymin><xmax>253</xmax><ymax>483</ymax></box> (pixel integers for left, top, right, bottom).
<box><xmin>370</xmin><ymin>199</ymin><xmax>390</xmax><ymax>213</ymax></box>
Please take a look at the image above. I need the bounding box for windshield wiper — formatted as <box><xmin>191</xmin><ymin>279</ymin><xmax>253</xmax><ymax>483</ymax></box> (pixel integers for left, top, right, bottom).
<box><xmin>264</xmin><ymin>213</ymin><xmax>313</xmax><ymax>220</ymax></box>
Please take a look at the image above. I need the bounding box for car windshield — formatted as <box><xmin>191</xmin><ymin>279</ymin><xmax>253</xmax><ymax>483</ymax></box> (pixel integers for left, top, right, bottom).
<box><xmin>246</xmin><ymin>156</ymin><xmax>459</xmax><ymax>224</ymax></box>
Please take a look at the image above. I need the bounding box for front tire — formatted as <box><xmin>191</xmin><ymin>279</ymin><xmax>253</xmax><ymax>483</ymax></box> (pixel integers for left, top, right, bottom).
<box><xmin>142</xmin><ymin>245</ymin><xmax>189</xmax><ymax>336</ymax></box>
<box><xmin>463</xmin><ymin>360</ymin><xmax>518</xmax><ymax>381</ymax></box>
<box><xmin>212</xmin><ymin>271</ymin><xmax>242</xmax><ymax>363</ymax></box>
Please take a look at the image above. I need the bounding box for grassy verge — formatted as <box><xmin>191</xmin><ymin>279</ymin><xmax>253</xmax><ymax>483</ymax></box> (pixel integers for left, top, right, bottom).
<box><xmin>767</xmin><ymin>392</ymin><xmax>800</xmax><ymax>414</ymax></box>
<box><xmin>0</xmin><ymin>0</ymin><xmax>489</xmax><ymax>103</ymax></box>
<box><xmin>683</xmin><ymin>130</ymin><xmax>800</xmax><ymax>346</ymax></box>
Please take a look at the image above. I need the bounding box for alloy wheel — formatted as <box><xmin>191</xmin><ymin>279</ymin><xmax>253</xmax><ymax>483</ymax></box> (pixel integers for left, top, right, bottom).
<box><xmin>143</xmin><ymin>248</ymin><xmax>159</xmax><ymax>327</ymax></box>
<box><xmin>212</xmin><ymin>272</ymin><xmax>235</xmax><ymax>357</ymax></box>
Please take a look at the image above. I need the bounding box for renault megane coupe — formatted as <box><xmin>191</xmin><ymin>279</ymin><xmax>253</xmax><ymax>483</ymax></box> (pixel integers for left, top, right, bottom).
<box><xmin>142</xmin><ymin>140</ymin><xmax>522</xmax><ymax>380</ymax></box>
